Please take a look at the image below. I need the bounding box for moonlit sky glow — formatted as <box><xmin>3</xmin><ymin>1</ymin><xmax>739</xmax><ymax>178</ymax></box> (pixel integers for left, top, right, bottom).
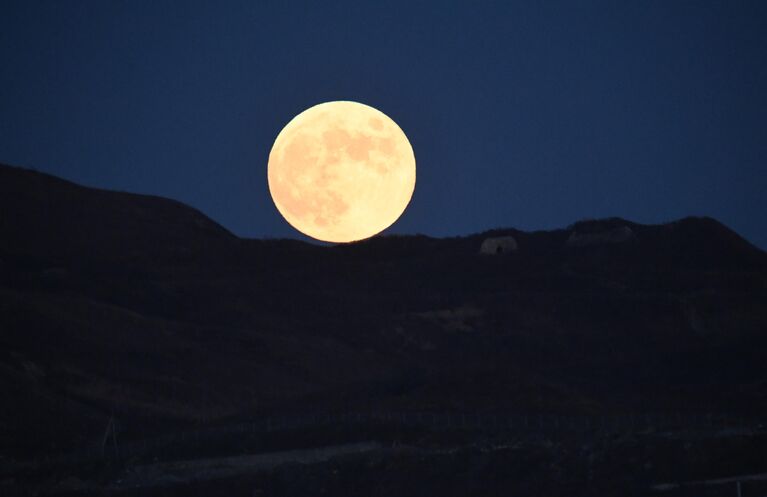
<box><xmin>0</xmin><ymin>1</ymin><xmax>765</xmax><ymax>247</ymax></box>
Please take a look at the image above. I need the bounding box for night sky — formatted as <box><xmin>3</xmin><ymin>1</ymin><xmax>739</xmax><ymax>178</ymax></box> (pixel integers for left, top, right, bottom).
<box><xmin>1</xmin><ymin>1</ymin><xmax>765</xmax><ymax>247</ymax></box>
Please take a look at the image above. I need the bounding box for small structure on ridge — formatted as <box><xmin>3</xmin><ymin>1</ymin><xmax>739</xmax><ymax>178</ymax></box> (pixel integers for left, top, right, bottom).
<box><xmin>479</xmin><ymin>236</ymin><xmax>518</xmax><ymax>255</ymax></box>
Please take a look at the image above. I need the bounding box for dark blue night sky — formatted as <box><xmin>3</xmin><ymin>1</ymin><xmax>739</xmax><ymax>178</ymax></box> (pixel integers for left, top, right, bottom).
<box><xmin>2</xmin><ymin>1</ymin><xmax>765</xmax><ymax>247</ymax></box>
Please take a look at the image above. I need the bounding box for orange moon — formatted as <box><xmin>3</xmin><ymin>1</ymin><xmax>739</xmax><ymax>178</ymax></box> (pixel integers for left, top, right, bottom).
<box><xmin>267</xmin><ymin>101</ymin><xmax>416</xmax><ymax>243</ymax></box>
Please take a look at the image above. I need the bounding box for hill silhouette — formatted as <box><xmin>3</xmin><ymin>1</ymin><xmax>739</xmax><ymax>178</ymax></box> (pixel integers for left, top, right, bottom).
<box><xmin>0</xmin><ymin>162</ymin><xmax>765</xmax><ymax>458</ymax></box>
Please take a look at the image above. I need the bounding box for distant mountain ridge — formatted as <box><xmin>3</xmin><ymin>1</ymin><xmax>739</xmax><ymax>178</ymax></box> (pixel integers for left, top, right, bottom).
<box><xmin>0</xmin><ymin>161</ymin><xmax>765</xmax><ymax>458</ymax></box>
<box><xmin>1</xmin><ymin>163</ymin><xmax>763</xmax><ymax>261</ymax></box>
<box><xmin>0</xmin><ymin>163</ymin><xmax>233</xmax><ymax>262</ymax></box>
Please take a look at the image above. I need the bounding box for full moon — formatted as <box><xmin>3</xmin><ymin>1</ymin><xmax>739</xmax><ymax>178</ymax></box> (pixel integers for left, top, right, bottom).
<box><xmin>267</xmin><ymin>101</ymin><xmax>416</xmax><ymax>243</ymax></box>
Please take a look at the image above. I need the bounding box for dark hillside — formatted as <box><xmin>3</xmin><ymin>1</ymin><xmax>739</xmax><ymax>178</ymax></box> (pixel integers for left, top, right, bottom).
<box><xmin>0</xmin><ymin>164</ymin><xmax>233</xmax><ymax>263</ymax></box>
<box><xmin>0</xmin><ymin>163</ymin><xmax>765</xmax><ymax>459</ymax></box>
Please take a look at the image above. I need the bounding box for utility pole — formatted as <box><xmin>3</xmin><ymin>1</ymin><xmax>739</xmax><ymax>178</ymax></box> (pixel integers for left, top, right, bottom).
<box><xmin>101</xmin><ymin>416</ymin><xmax>118</xmax><ymax>460</ymax></box>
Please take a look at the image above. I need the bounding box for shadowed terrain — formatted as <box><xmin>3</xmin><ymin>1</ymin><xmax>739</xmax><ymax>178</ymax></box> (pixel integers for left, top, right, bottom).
<box><xmin>1</xmin><ymin>163</ymin><xmax>766</xmax><ymax>495</ymax></box>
